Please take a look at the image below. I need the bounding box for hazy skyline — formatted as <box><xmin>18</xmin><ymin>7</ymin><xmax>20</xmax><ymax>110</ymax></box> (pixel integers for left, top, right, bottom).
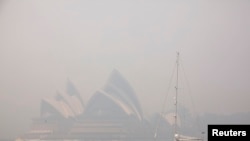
<box><xmin>0</xmin><ymin>0</ymin><xmax>250</xmax><ymax>139</ymax></box>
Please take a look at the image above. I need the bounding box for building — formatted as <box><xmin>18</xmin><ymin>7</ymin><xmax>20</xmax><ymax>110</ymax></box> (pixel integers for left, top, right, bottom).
<box><xmin>18</xmin><ymin>69</ymin><xmax>171</xmax><ymax>141</ymax></box>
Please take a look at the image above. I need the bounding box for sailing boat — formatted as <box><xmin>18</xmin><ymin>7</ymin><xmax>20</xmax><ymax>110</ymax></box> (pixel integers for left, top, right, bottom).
<box><xmin>154</xmin><ymin>52</ymin><xmax>204</xmax><ymax>141</ymax></box>
<box><xmin>173</xmin><ymin>52</ymin><xmax>203</xmax><ymax>141</ymax></box>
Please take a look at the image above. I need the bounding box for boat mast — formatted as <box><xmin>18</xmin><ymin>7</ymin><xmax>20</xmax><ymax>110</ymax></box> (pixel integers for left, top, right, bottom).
<box><xmin>173</xmin><ymin>52</ymin><xmax>204</xmax><ymax>141</ymax></box>
<box><xmin>174</xmin><ymin>52</ymin><xmax>180</xmax><ymax>135</ymax></box>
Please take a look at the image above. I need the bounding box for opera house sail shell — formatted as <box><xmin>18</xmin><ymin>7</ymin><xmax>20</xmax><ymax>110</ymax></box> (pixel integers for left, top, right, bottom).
<box><xmin>19</xmin><ymin>70</ymin><xmax>170</xmax><ymax>141</ymax></box>
<box><xmin>83</xmin><ymin>69</ymin><xmax>143</xmax><ymax>121</ymax></box>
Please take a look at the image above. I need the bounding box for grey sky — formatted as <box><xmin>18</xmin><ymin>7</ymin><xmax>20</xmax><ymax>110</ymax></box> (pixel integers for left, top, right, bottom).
<box><xmin>0</xmin><ymin>0</ymin><xmax>250</xmax><ymax>138</ymax></box>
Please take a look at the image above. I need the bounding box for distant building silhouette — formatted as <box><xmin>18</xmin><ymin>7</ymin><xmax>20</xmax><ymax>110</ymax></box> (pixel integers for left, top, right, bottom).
<box><xmin>18</xmin><ymin>69</ymin><xmax>172</xmax><ymax>141</ymax></box>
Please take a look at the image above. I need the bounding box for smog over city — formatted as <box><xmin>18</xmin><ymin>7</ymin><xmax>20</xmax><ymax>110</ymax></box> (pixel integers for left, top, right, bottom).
<box><xmin>0</xmin><ymin>0</ymin><xmax>250</xmax><ymax>141</ymax></box>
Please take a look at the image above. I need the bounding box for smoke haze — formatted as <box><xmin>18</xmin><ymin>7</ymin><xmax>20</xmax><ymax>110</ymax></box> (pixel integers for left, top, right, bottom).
<box><xmin>0</xmin><ymin>0</ymin><xmax>250</xmax><ymax>139</ymax></box>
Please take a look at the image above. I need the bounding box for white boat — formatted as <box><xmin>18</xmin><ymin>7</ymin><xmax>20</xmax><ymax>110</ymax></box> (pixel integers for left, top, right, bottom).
<box><xmin>154</xmin><ymin>52</ymin><xmax>204</xmax><ymax>141</ymax></box>
<box><xmin>173</xmin><ymin>52</ymin><xmax>203</xmax><ymax>141</ymax></box>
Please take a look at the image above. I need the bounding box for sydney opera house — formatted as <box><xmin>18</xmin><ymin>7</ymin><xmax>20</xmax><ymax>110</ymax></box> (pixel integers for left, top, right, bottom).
<box><xmin>17</xmin><ymin>70</ymin><xmax>174</xmax><ymax>141</ymax></box>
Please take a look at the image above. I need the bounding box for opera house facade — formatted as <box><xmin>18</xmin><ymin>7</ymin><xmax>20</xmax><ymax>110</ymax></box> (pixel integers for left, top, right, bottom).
<box><xmin>18</xmin><ymin>70</ymin><xmax>173</xmax><ymax>141</ymax></box>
